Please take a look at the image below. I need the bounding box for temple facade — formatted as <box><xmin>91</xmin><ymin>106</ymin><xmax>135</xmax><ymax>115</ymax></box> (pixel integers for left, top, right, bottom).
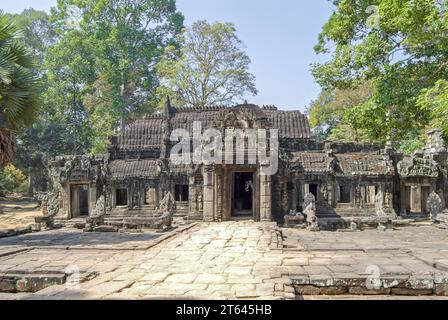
<box><xmin>45</xmin><ymin>102</ymin><xmax>448</xmax><ymax>229</ymax></box>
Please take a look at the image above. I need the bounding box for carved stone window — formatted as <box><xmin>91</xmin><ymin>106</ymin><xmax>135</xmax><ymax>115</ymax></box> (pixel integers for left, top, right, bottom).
<box><xmin>363</xmin><ymin>186</ymin><xmax>377</xmax><ymax>204</ymax></box>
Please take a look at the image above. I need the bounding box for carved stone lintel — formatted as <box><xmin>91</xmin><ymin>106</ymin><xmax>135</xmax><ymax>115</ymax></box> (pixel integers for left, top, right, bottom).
<box><xmin>398</xmin><ymin>157</ymin><xmax>438</xmax><ymax>178</ymax></box>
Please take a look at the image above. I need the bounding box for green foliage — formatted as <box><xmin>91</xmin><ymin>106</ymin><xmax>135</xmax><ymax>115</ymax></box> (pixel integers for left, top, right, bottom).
<box><xmin>312</xmin><ymin>0</ymin><xmax>448</xmax><ymax>152</ymax></box>
<box><xmin>0</xmin><ymin>13</ymin><xmax>41</xmax><ymax>166</ymax></box>
<box><xmin>0</xmin><ymin>163</ymin><xmax>27</xmax><ymax>196</ymax></box>
<box><xmin>156</xmin><ymin>20</ymin><xmax>257</xmax><ymax>108</ymax></box>
<box><xmin>4</xmin><ymin>2</ymin><xmax>184</xmax><ymax>190</ymax></box>
<box><xmin>0</xmin><ymin>14</ymin><xmax>40</xmax><ymax>131</ymax></box>
<box><xmin>418</xmin><ymin>79</ymin><xmax>448</xmax><ymax>141</ymax></box>
<box><xmin>49</xmin><ymin>0</ymin><xmax>184</xmax><ymax>150</ymax></box>
<box><xmin>308</xmin><ymin>81</ymin><xmax>374</xmax><ymax>142</ymax></box>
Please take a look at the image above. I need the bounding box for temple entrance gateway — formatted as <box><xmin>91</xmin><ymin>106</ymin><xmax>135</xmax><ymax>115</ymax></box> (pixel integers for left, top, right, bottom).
<box><xmin>70</xmin><ymin>184</ymin><xmax>89</xmax><ymax>217</ymax></box>
<box><xmin>233</xmin><ymin>172</ymin><xmax>254</xmax><ymax>217</ymax></box>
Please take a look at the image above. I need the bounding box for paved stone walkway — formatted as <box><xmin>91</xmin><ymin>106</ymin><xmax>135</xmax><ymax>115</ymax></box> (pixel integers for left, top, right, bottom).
<box><xmin>0</xmin><ymin>199</ymin><xmax>40</xmax><ymax>230</ymax></box>
<box><xmin>1</xmin><ymin>222</ymin><xmax>290</xmax><ymax>300</ymax></box>
<box><xmin>0</xmin><ymin>222</ymin><xmax>447</xmax><ymax>299</ymax></box>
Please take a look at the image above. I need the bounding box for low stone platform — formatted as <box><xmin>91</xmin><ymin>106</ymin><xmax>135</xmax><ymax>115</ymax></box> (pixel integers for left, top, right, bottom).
<box><xmin>0</xmin><ymin>222</ymin><xmax>446</xmax><ymax>299</ymax></box>
<box><xmin>282</xmin><ymin>225</ymin><xmax>448</xmax><ymax>296</ymax></box>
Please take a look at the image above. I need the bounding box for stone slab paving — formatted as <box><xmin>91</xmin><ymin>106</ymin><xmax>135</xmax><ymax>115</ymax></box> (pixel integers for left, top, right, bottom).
<box><xmin>282</xmin><ymin>226</ymin><xmax>448</xmax><ymax>296</ymax></box>
<box><xmin>0</xmin><ymin>199</ymin><xmax>40</xmax><ymax>230</ymax></box>
<box><xmin>0</xmin><ymin>228</ymin><xmax>163</xmax><ymax>250</ymax></box>
<box><xmin>0</xmin><ymin>222</ymin><xmax>286</xmax><ymax>300</ymax></box>
<box><xmin>0</xmin><ymin>222</ymin><xmax>447</xmax><ymax>299</ymax></box>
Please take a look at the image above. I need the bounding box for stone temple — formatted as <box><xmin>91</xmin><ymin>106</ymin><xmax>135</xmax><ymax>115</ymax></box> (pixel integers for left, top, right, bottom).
<box><xmin>42</xmin><ymin>101</ymin><xmax>448</xmax><ymax>230</ymax></box>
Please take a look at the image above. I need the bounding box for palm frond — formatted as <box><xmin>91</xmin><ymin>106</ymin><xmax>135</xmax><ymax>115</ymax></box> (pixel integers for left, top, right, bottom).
<box><xmin>0</xmin><ymin>13</ymin><xmax>40</xmax><ymax>164</ymax></box>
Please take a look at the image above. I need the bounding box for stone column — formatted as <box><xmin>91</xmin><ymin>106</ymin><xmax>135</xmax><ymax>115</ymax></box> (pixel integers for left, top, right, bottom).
<box><xmin>215</xmin><ymin>169</ymin><xmax>223</xmax><ymax>221</ymax></box>
<box><xmin>223</xmin><ymin>168</ymin><xmax>231</xmax><ymax>221</ymax></box>
<box><xmin>72</xmin><ymin>188</ymin><xmax>79</xmax><ymax>217</ymax></box>
<box><xmin>203</xmin><ymin>166</ymin><xmax>215</xmax><ymax>222</ymax></box>
<box><xmin>291</xmin><ymin>179</ymin><xmax>298</xmax><ymax>211</ymax></box>
<box><xmin>328</xmin><ymin>183</ymin><xmax>335</xmax><ymax>207</ymax></box>
<box><xmin>188</xmin><ymin>175</ymin><xmax>196</xmax><ymax>216</ymax></box>
<box><xmin>260</xmin><ymin>173</ymin><xmax>272</xmax><ymax>222</ymax></box>
<box><xmin>89</xmin><ymin>183</ymin><xmax>96</xmax><ymax>216</ymax></box>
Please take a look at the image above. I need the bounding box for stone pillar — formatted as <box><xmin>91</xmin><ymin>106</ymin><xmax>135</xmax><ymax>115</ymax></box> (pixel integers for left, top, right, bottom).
<box><xmin>89</xmin><ymin>184</ymin><xmax>96</xmax><ymax>216</ymax></box>
<box><xmin>203</xmin><ymin>166</ymin><xmax>215</xmax><ymax>222</ymax></box>
<box><xmin>260</xmin><ymin>173</ymin><xmax>272</xmax><ymax>222</ymax></box>
<box><xmin>214</xmin><ymin>169</ymin><xmax>223</xmax><ymax>221</ymax></box>
<box><xmin>188</xmin><ymin>176</ymin><xmax>196</xmax><ymax>216</ymax></box>
<box><xmin>328</xmin><ymin>183</ymin><xmax>335</xmax><ymax>207</ymax></box>
<box><xmin>282</xmin><ymin>178</ymin><xmax>289</xmax><ymax>215</ymax></box>
<box><xmin>291</xmin><ymin>179</ymin><xmax>298</xmax><ymax>211</ymax></box>
<box><xmin>223</xmin><ymin>168</ymin><xmax>231</xmax><ymax>221</ymax></box>
<box><xmin>72</xmin><ymin>188</ymin><xmax>79</xmax><ymax>218</ymax></box>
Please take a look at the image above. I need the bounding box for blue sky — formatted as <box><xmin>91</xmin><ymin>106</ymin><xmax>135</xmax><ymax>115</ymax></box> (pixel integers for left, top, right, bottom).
<box><xmin>1</xmin><ymin>0</ymin><xmax>335</xmax><ymax>111</ymax></box>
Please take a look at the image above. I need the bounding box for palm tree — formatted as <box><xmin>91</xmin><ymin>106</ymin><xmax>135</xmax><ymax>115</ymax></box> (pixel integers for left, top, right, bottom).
<box><xmin>0</xmin><ymin>14</ymin><xmax>40</xmax><ymax>166</ymax></box>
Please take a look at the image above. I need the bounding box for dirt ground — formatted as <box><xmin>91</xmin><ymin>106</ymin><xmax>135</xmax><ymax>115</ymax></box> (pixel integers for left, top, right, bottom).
<box><xmin>0</xmin><ymin>197</ymin><xmax>41</xmax><ymax>230</ymax></box>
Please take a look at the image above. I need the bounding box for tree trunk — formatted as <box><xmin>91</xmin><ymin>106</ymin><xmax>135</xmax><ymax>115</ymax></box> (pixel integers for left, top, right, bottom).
<box><xmin>27</xmin><ymin>167</ymin><xmax>34</xmax><ymax>197</ymax></box>
<box><xmin>0</xmin><ymin>127</ymin><xmax>17</xmax><ymax>167</ymax></box>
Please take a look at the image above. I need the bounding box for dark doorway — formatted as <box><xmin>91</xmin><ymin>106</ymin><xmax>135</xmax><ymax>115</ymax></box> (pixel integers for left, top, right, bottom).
<box><xmin>233</xmin><ymin>172</ymin><xmax>253</xmax><ymax>216</ymax></box>
<box><xmin>116</xmin><ymin>189</ymin><xmax>128</xmax><ymax>206</ymax></box>
<box><xmin>309</xmin><ymin>184</ymin><xmax>318</xmax><ymax>199</ymax></box>
<box><xmin>70</xmin><ymin>185</ymin><xmax>89</xmax><ymax>217</ymax></box>
<box><xmin>175</xmin><ymin>185</ymin><xmax>189</xmax><ymax>202</ymax></box>
<box><xmin>339</xmin><ymin>186</ymin><xmax>351</xmax><ymax>203</ymax></box>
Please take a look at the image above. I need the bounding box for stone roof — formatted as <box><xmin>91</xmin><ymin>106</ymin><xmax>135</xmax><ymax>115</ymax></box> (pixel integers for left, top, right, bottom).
<box><xmin>109</xmin><ymin>104</ymin><xmax>312</xmax><ymax>152</ymax></box>
<box><xmin>290</xmin><ymin>152</ymin><xmax>333</xmax><ymax>173</ymax></box>
<box><xmin>112</xmin><ymin>118</ymin><xmax>165</xmax><ymax>151</ymax></box>
<box><xmin>335</xmin><ymin>153</ymin><xmax>394</xmax><ymax>177</ymax></box>
<box><xmin>109</xmin><ymin>160</ymin><xmax>161</xmax><ymax>180</ymax></box>
<box><xmin>263</xmin><ymin>110</ymin><xmax>311</xmax><ymax>139</ymax></box>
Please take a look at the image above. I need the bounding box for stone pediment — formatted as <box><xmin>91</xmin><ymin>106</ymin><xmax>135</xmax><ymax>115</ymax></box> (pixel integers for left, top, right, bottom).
<box><xmin>213</xmin><ymin>106</ymin><xmax>269</xmax><ymax>131</ymax></box>
<box><xmin>51</xmin><ymin>156</ymin><xmax>102</xmax><ymax>184</ymax></box>
<box><xmin>397</xmin><ymin>157</ymin><xmax>438</xmax><ymax>178</ymax></box>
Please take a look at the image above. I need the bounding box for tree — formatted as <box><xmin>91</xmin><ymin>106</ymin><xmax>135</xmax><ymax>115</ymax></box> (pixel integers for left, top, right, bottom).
<box><xmin>417</xmin><ymin>80</ymin><xmax>448</xmax><ymax>141</ymax></box>
<box><xmin>0</xmin><ymin>163</ymin><xmax>27</xmax><ymax>196</ymax></box>
<box><xmin>156</xmin><ymin>20</ymin><xmax>257</xmax><ymax>108</ymax></box>
<box><xmin>312</xmin><ymin>0</ymin><xmax>448</xmax><ymax>150</ymax></box>
<box><xmin>308</xmin><ymin>80</ymin><xmax>374</xmax><ymax>142</ymax></box>
<box><xmin>0</xmin><ymin>13</ymin><xmax>40</xmax><ymax>166</ymax></box>
<box><xmin>2</xmin><ymin>2</ymin><xmax>184</xmax><ymax>193</ymax></box>
<box><xmin>49</xmin><ymin>0</ymin><xmax>184</xmax><ymax>144</ymax></box>
<box><xmin>5</xmin><ymin>9</ymin><xmax>81</xmax><ymax>193</ymax></box>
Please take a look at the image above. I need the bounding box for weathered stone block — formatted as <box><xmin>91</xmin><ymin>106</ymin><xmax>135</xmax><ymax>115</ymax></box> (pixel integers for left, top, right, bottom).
<box><xmin>434</xmin><ymin>284</ymin><xmax>448</xmax><ymax>296</ymax></box>
<box><xmin>93</xmin><ymin>225</ymin><xmax>119</xmax><ymax>233</ymax></box>
<box><xmin>391</xmin><ymin>288</ymin><xmax>433</xmax><ymax>296</ymax></box>
<box><xmin>319</xmin><ymin>286</ymin><xmax>348</xmax><ymax>295</ymax></box>
<box><xmin>348</xmin><ymin>287</ymin><xmax>391</xmax><ymax>295</ymax></box>
<box><xmin>294</xmin><ymin>285</ymin><xmax>321</xmax><ymax>295</ymax></box>
<box><xmin>404</xmin><ymin>276</ymin><xmax>434</xmax><ymax>290</ymax></box>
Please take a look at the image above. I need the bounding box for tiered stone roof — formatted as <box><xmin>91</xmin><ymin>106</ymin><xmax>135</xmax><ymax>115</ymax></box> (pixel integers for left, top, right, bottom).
<box><xmin>335</xmin><ymin>153</ymin><xmax>394</xmax><ymax>177</ymax></box>
<box><xmin>107</xmin><ymin>103</ymin><xmax>395</xmax><ymax>179</ymax></box>
<box><xmin>109</xmin><ymin>159</ymin><xmax>161</xmax><ymax>181</ymax></box>
<box><xmin>290</xmin><ymin>152</ymin><xmax>333</xmax><ymax>173</ymax></box>
<box><xmin>109</xmin><ymin>104</ymin><xmax>312</xmax><ymax>153</ymax></box>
